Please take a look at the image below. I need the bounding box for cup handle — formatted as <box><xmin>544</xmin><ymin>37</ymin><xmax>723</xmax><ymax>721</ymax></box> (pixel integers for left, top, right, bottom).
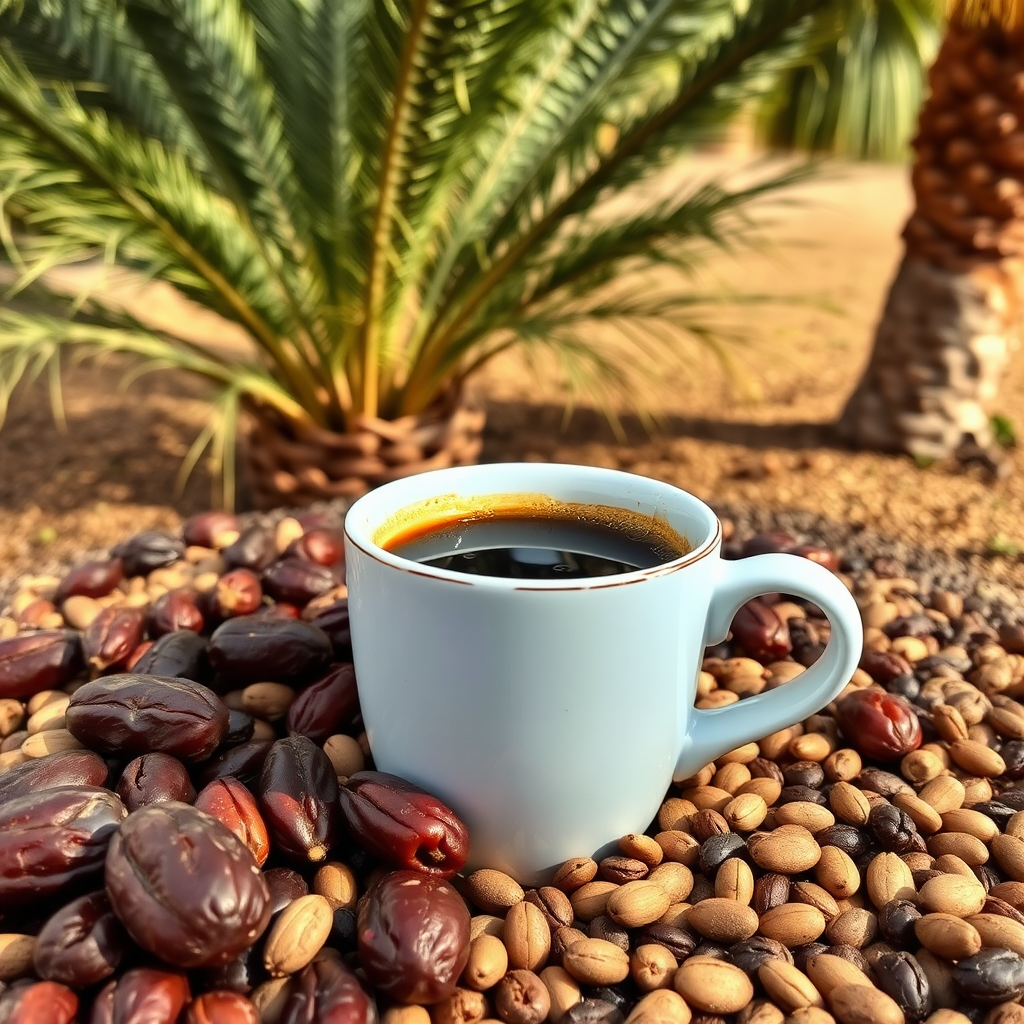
<box><xmin>675</xmin><ymin>552</ymin><xmax>863</xmax><ymax>780</ymax></box>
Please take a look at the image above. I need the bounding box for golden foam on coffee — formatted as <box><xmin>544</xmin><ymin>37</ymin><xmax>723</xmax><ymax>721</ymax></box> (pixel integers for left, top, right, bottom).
<box><xmin>373</xmin><ymin>491</ymin><xmax>692</xmax><ymax>559</ymax></box>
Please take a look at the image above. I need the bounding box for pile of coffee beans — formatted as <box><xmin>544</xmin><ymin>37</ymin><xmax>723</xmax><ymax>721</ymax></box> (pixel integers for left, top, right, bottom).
<box><xmin>5</xmin><ymin>512</ymin><xmax>1024</xmax><ymax>1024</ymax></box>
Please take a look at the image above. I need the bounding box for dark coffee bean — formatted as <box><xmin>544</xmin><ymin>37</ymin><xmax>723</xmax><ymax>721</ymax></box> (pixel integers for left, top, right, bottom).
<box><xmin>223</xmin><ymin>527</ymin><xmax>278</xmax><ymax>572</ymax></box>
<box><xmin>828</xmin><ymin>945</ymin><xmax>868</xmax><ymax>970</ymax></box>
<box><xmin>263</xmin><ymin>867</ymin><xmax>309</xmax><ymax>915</ymax></box>
<box><xmin>1000</xmin><ymin>743</ymin><xmax>1024</xmax><ymax>781</ymax></box>
<box><xmin>584</xmin><ymin>987</ymin><xmax>631</xmax><ymax>1013</ymax></box>
<box><xmin>196</xmin><ymin>946</ymin><xmax>264</xmax><ymax>995</ymax></box>
<box><xmin>886</xmin><ymin>675</ymin><xmax>921</xmax><ymax>702</ymax></box>
<box><xmin>878</xmin><ymin>899</ymin><xmax>921</xmax><ymax>948</ymax></box>
<box><xmin>564</xmin><ymin>999</ymin><xmax>625</xmax><ymax>1024</ymax></box>
<box><xmin>225</xmin><ymin>710</ymin><xmax>256</xmax><ymax>746</ymax></box>
<box><xmin>875</xmin><ymin>951</ymin><xmax>932</xmax><ymax>1021</ymax></box>
<box><xmin>741</xmin><ymin>532</ymin><xmax>797</xmax><ymax>557</ymax></box>
<box><xmin>589</xmin><ymin>916</ymin><xmax>630</xmax><ymax>953</ymax></box>
<box><xmin>698</xmin><ymin>833</ymin><xmax>747</xmax><ymax>875</ymax></box>
<box><xmin>974</xmin><ymin>864</ymin><xmax>1004</xmax><ymax>891</ymax></box>
<box><xmin>791</xmin><ymin>943</ymin><xmax>830</xmax><ymax>972</ymax></box>
<box><xmin>973</xmin><ymin>801</ymin><xmax>1017</xmax><ymax>827</ymax></box>
<box><xmin>782</xmin><ymin>761</ymin><xmax>825</xmax><ymax>789</ymax></box>
<box><xmin>884</xmin><ymin>615</ymin><xmax>937</xmax><ymax>639</ymax></box>
<box><xmin>598</xmin><ymin>856</ymin><xmax>648</xmax><ymax>884</ymax></box>
<box><xmin>331</xmin><ymin>907</ymin><xmax>358</xmax><ymax>952</ymax></box>
<box><xmin>111</xmin><ymin>531</ymin><xmax>184</xmax><ymax>577</ymax></box>
<box><xmin>778</xmin><ymin>785</ymin><xmax>827</xmax><ymax>806</ymax></box>
<box><xmin>753</xmin><ymin>873</ymin><xmax>790</xmax><ymax>915</ymax></box>
<box><xmin>952</xmin><ymin>949</ymin><xmax>1024</xmax><ymax>1005</ymax></box>
<box><xmin>747</xmin><ymin>758</ymin><xmax>785</xmax><ymax>784</ymax></box>
<box><xmin>636</xmin><ymin>924</ymin><xmax>695</xmax><ymax>961</ymax></box>
<box><xmin>692</xmin><ymin>942</ymin><xmax>730</xmax><ymax>960</ymax></box>
<box><xmin>997</xmin><ymin>790</ymin><xmax>1024</xmax><ymax>811</ymax></box>
<box><xmin>857</xmin><ymin>769</ymin><xmax>913</xmax><ymax>798</ymax></box>
<box><xmin>869</xmin><ymin>804</ymin><xmax>920</xmax><ymax>853</ymax></box>
<box><xmin>729</xmin><ymin>936</ymin><xmax>792</xmax><ymax>973</ymax></box>
<box><xmin>132</xmin><ymin>630</ymin><xmax>208</xmax><ymax>683</ymax></box>
<box><xmin>816</xmin><ymin>825</ymin><xmax>871</xmax><ymax>859</ymax></box>
<box><xmin>913</xmin><ymin>869</ymin><xmax>945</xmax><ymax>889</ymax></box>
<box><xmin>32</xmin><ymin>891</ymin><xmax>127</xmax><ymax>988</ymax></box>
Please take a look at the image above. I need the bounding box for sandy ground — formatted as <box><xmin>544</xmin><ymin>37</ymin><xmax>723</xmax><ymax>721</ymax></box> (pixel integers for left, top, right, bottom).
<box><xmin>4</xmin><ymin>157</ymin><xmax>1024</xmax><ymax>586</ymax></box>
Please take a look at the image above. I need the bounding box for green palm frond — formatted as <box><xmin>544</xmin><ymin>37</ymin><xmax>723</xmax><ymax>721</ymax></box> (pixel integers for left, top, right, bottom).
<box><xmin>0</xmin><ymin>0</ymin><xmax>906</xmax><ymax>505</ymax></box>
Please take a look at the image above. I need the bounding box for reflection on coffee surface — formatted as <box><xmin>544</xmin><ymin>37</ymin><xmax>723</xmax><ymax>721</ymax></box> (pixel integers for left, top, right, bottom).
<box><xmin>382</xmin><ymin>499</ymin><xmax>690</xmax><ymax>579</ymax></box>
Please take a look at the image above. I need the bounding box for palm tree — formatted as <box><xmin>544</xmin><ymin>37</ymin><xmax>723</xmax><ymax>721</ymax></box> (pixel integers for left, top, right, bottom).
<box><xmin>838</xmin><ymin>1</ymin><xmax>1024</xmax><ymax>468</ymax></box>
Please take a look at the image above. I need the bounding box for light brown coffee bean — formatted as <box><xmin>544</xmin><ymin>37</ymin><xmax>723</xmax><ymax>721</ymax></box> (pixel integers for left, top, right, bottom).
<box><xmin>892</xmin><ymin>793</ymin><xmax>943</xmax><ymax>835</ymax></box>
<box><xmin>948</xmin><ymin>739</ymin><xmax>1005</xmax><ymax>778</ymax></box>
<box><xmin>655</xmin><ymin>832</ymin><xmax>700</xmax><ymax>867</ymax></box>
<box><xmin>552</xmin><ymin>858</ymin><xmax>599</xmax><ymax>894</ymax></box>
<box><xmin>468</xmin><ymin>870</ymin><xmax>527</xmax><ymax>914</ymax></box>
<box><xmin>804</xmin><ymin>953</ymin><xmax>871</xmax><ymax>999</ymax></box>
<box><xmin>900</xmin><ymin>750</ymin><xmax>944</xmax><ymax>786</ymax></box>
<box><xmin>967</xmin><ymin>913</ymin><xmax>1024</xmax><ymax>956</ymax></box>
<box><xmin>992</xmin><ymin>834</ymin><xmax>1024</xmax><ymax>882</ymax></box>
<box><xmin>828</xmin><ymin>983</ymin><xmax>904</xmax><ymax>1024</ymax></box>
<box><xmin>464</xmin><ymin>934</ymin><xmax>509</xmax><ymax>992</ymax></box>
<box><xmin>323</xmin><ymin>734</ymin><xmax>365</xmax><ymax>778</ymax></box>
<box><xmin>927</xmin><ymin>831</ymin><xmax>989</xmax><ymax>866</ymax></box>
<box><xmin>673</xmin><ymin>956</ymin><xmax>753</xmax><ymax>1014</ymax></box>
<box><xmin>941</xmin><ymin>808</ymin><xmax>1000</xmax><ymax>842</ymax></box>
<box><xmin>562</xmin><ymin>938</ymin><xmax>630</xmax><ymax>986</ymax></box>
<box><xmin>434</xmin><ymin>989</ymin><xmax>489</xmax><ymax>1024</ymax></box>
<box><xmin>262</xmin><ymin>894</ymin><xmax>333</xmax><ymax>977</ymax></box>
<box><xmin>687</xmin><ymin>898</ymin><xmax>759</xmax><ymax>943</ymax></box>
<box><xmin>241</xmin><ymin>682</ymin><xmax>296</xmax><ymax>722</ymax></box>
<box><xmin>829</xmin><ymin>783</ymin><xmax>871</xmax><ymax>826</ymax></box>
<box><xmin>312</xmin><ymin>861</ymin><xmax>358</xmax><ymax>910</ymax></box>
<box><xmin>539</xmin><ymin>965</ymin><xmax>581</xmax><ymax>1024</ymax></box>
<box><xmin>683</xmin><ymin>786</ymin><xmax>732</xmax><ymax>812</ymax></box>
<box><xmin>915</xmin><ymin>949</ymin><xmax>957</xmax><ymax>1011</ymax></box>
<box><xmin>724</xmin><ymin>793</ymin><xmax>768</xmax><ymax>833</ymax></box>
<box><xmin>918</xmin><ymin>777</ymin><xmax>965</xmax><ymax>814</ymax></box>
<box><xmin>914</xmin><ymin>913</ymin><xmax>982</xmax><ymax>960</ymax></box>
<box><xmin>21</xmin><ymin>728</ymin><xmax>84</xmax><ymax>758</ymax></box>
<box><xmin>504</xmin><ymin>900</ymin><xmax>552</xmax><ymax>972</ymax></box>
<box><xmin>758</xmin><ymin>904</ymin><xmax>827</xmax><ymax>948</ymax></box>
<box><xmin>748</xmin><ymin>825</ymin><xmax>821</xmax><ymax>873</ymax></box>
<box><xmin>918</xmin><ymin>873</ymin><xmax>987</xmax><ymax>916</ymax></box>
<box><xmin>624</xmin><ymin>990</ymin><xmax>691</xmax><ymax>1024</ymax></box>
<box><xmin>470</xmin><ymin>915</ymin><xmax>506</xmax><ymax>941</ymax></box>
<box><xmin>620</xmin><ymin>834</ymin><xmax>664</xmax><ymax>868</ymax></box>
<box><xmin>792</xmin><ymin>882</ymin><xmax>840</xmax><ymax>922</ymax></box>
<box><xmin>739</xmin><ymin>778</ymin><xmax>784</xmax><ymax>806</ymax></box>
<box><xmin>815</xmin><ymin>847</ymin><xmax>861</xmax><ymax>900</ymax></box>
<box><xmin>630</xmin><ymin>944</ymin><xmax>678</xmax><ymax>993</ymax></box>
<box><xmin>786</xmin><ymin>1009</ymin><xmax>836</xmax><ymax>1024</ymax></box>
<box><xmin>714</xmin><ymin>858</ymin><xmax>754</xmax><ymax>905</ymax></box>
<box><xmin>657</xmin><ymin>799</ymin><xmax>696</xmax><ymax>833</ymax></box>
<box><xmin>774</xmin><ymin>803</ymin><xmax>835</xmax><ymax>833</ymax></box>
<box><xmin>737</xmin><ymin>1000</ymin><xmax>786</xmax><ymax>1024</ymax></box>
<box><xmin>646</xmin><ymin>863</ymin><xmax>694</xmax><ymax>904</ymax></box>
<box><xmin>607</xmin><ymin>881</ymin><xmax>672</xmax><ymax>929</ymax></box>
<box><xmin>251</xmin><ymin>977</ymin><xmax>290</xmax><ymax>1024</ymax></box>
<box><xmin>865</xmin><ymin>853</ymin><xmax>915</xmax><ymax>909</ymax></box>
<box><xmin>525</xmin><ymin>888</ymin><xmax>574</xmax><ymax>932</ymax></box>
<box><xmin>758</xmin><ymin>960</ymin><xmax>826</xmax><ymax>1012</ymax></box>
<box><xmin>570</xmin><ymin>882</ymin><xmax>619</xmax><ymax>923</ymax></box>
<box><xmin>495</xmin><ymin>970</ymin><xmax>551</xmax><ymax>1024</ymax></box>
<box><xmin>25</xmin><ymin>695</ymin><xmax>69</xmax><ymax>734</ymax></box>
<box><xmin>932</xmin><ymin>854</ymin><xmax>975</xmax><ymax>878</ymax></box>
<box><xmin>826</xmin><ymin>909</ymin><xmax>877</xmax><ymax>949</ymax></box>
<box><xmin>0</xmin><ymin>934</ymin><xmax>35</xmax><ymax>982</ymax></box>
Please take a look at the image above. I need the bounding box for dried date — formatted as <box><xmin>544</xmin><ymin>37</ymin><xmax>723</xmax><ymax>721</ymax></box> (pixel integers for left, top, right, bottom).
<box><xmin>834</xmin><ymin>689</ymin><xmax>922</xmax><ymax>761</ymax></box>
<box><xmin>0</xmin><ymin>750</ymin><xmax>108</xmax><ymax>806</ymax></box>
<box><xmin>223</xmin><ymin>527</ymin><xmax>278</xmax><ymax>573</ymax></box>
<box><xmin>131</xmin><ymin>631</ymin><xmax>208</xmax><ymax>682</ymax></box>
<box><xmin>194</xmin><ymin>740</ymin><xmax>274</xmax><ymax>791</ymax></box>
<box><xmin>183</xmin><ymin>991</ymin><xmax>259</xmax><ymax>1024</ymax></box>
<box><xmin>278</xmin><ymin>957</ymin><xmax>376</xmax><ymax>1024</ymax></box>
<box><xmin>84</xmin><ymin>608</ymin><xmax>147</xmax><ymax>674</ymax></box>
<box><xmin>261</xmin><ymin>559</ymin><xmax>339</xmax><ymax>607</ymax></box>
<box><xmin>0</xmin><ymin>786</ymin><xmax>126</xmax><ymax>906</ymax></box>
<box><xmin>104</xmin><ymin>802</ymin><xmax>271</xmax><ymax>968</ymax></box>
<box><xmin>66</xmin><ymin>674</ymin><xmax>229</xmax><ymax>762</ymax></box>
<box><xmin>149</xmin><ymin>590</ymin><xmax>204</xmax><ymax>637</ymax></box>
<box><xmin>33</xmin><ymin>891</ymin><xmax>127</xmax><ymax>988</ymax></box>
<box><xmin>0</xmin><ymin>981</ymin><xmax>78</xmax><ymax>1024</ymax></box>
<box><xmin>116</xmin><ymin>753</ymin><xmax>196</xmax><ymax>811</ymax></box>
<box><xmin>286</xmin><ymin>664</ymin><xmax>359</xmax><ymax>743</ymax></box>
<box><xmin>90</xmin><ymin>967</ymin><xmax>191</xmax><ymax>1024</ymax></box>
<box><xmin>183</xmin><ymin>512</ymin><xmax>240</xmax><ymax>550</ymax></box>
<box><xmin>730</xmin><ymin>599</ymin><xmax>792</xmax><ymax>661</ymax></box>
<box><xmin>194</xmin><ymin>778</ymin><xmax>270</xmax><ymax>867</ymax></box>
<box><xmin>0</xmin><ymin>631</ymin><xmax>83</xmax><ymax>699</ymax></box>
<box><xmin>55</xmin><ymin>559</ymin><xmax>124</xmax><ymax>604</ymax></box>
<box><xmin>111</xmin><ymin>531</ymin><xmax>185</xmax><ymax>578</ymax></box>
<box><xmin>207</xmin><ymin>617</ymin><xmax>332</xmax><ymax>684</ymax></box>
<box><xmin>307</xmin><ymin>601</ymin><xmax>352</xmax><ymax>660</ymax></box>
<box><xmin>214</xmin><ymin>570</ymin><xmax>263</xmax><ymax>619</ymax></box>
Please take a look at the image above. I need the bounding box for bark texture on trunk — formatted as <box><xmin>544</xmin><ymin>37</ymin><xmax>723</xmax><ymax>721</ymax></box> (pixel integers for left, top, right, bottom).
<box><xmin>838</xmin><ymin>17</ymin><xmax>1024</xmax><ymax>463</ymax></box>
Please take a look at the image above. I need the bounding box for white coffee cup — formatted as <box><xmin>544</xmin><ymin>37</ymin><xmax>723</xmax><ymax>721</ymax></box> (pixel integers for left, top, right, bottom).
<box><xmin>344</xmin><ymin>463</ymin><xmax>862</xmax><ymax>882</ymax></box>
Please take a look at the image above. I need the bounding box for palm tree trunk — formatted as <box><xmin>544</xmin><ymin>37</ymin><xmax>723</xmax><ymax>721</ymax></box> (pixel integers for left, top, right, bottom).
<box><xmin>838</xmin><ymin>16</ymin><xmax>1024</xmax><ymax>464</ymax></box>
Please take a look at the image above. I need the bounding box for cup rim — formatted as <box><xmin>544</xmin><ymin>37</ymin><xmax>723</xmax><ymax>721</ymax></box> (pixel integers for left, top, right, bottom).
<box><xmin>343</xmin><ymin>463</ymin><xmax>722</xmax><ymax>590</ymax></box>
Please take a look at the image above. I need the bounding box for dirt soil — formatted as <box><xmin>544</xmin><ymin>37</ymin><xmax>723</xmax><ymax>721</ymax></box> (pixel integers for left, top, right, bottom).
<box><xmin>4</xmin><ymin>159</ymin><xmax>1024</xmax><ymax>587</ymax></box>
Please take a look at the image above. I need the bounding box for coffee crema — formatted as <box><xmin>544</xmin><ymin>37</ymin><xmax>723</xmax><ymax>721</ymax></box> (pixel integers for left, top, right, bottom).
<box><xmin>375</xmin><ymin>493</ymin><xmax>691</xmax><ymax>580</ymax></box>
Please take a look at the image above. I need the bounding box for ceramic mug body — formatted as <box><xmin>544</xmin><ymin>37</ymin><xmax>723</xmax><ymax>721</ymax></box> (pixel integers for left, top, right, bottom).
<box><xmin>344</xmin><ymin>464</ymin><xmax>862</xmax><ymax>881</ymax></box>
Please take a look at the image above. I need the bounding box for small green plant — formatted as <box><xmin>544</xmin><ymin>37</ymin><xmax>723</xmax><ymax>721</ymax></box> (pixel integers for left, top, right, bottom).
<box><xmin>986</xmin><ymin>533</ymin><xmax>1021</xmax><ymax>558</ymax></box>
<box><xmin>990</xmin><ymin>414</ymin><xmax>1018</xmax><ymax>449</ymax></box>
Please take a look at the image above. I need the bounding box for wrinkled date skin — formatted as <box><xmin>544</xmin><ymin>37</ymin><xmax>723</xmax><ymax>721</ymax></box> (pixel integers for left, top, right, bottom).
<box><xmin>131</xmin><ymin>631</ymin><xmax>209</xmax><ymax>682</ymax></box>
<box><xmin>223</xmin><ymin>527</ymin><xmax>278</xmax><ymax>573</ymax></box>
<box><xmin>111</xmin><ymin>531</ymin><xmax>185</xmax><ymax>578</ymax></box>
<box><xmin>286</xmin><ymin>664</ymin><xmax>359</xmax><ymax>743</ymax></box>
<box><xmin>116</xmin><ymin>753</ymin><xmax>196</xmax><ymax>812</ymax></box>
<box><xmin>66</xmin><ymin>674</ymin><xmax>229</xmax><ymax>762</ymax></box>
<box><xmin>306</xmin><ymin>601</ymin><xmax>351</xmax><ymax>660</ymax></box>
<box><xmin>90</xmin><ymin>968</ymin><xmax>191</xmax><ymax>1024</ymax></box>
<box><xmin>55</xmin><ymin>559</ymin><xmax>124</xmax><ymax>604</ymax></box>
<box><xmin>260</xmin><ymin>736</ymin><xmax>339</xmax><ymax>863</ymax></box>
<box><xmin>261</xmin><ymin>558</ymin><xmax>340</xmax><ymax>607</ymax></box>
<box><xmin>104</xmin><ymin>802</ymin><xmax>271</xmax><ymax>968</ymax></box>
<box><xmin>195</xmin><ymin>778</ymin><xmax>270</xmax><ymax>867</ymax></box>
<box><xmin>207</xmin><ymin>616</ymin><xmax>332</xmax><ymax>684</ymax></box>
<box><xmin>279</xmin><ymin>958</ymin><xmax>377</xmax><ymax>1024</ymax></box>
<box><xmin>0</xmin><ymin>630</ymin><xmax>83</xmax><ymax>699</ymax></box>
<box><xmin>182</xmin><ymin>512</ymin><xmax>240</xmax><ymax>550</ymax></box>
<box><xmin>339</xmin><ymin>771</ymin><xmax>469</xmax><ymax>878</ymax></box>
<box><xmin>0</xmin><ymin>750</ymin><xmax>109</xmax><ymax>806</ymax></box>
<box><xmin>149</xmin><ymin>590</ymin><xmax>205</xmax><ymax>638</ymax></box>
<box><xmin>33</xmin><ymin>891</ymin><xmax>127</xmax><ymax>988</ymax></box>
<box><xmin>214</xmin><ymin>569</ymin><xmax>263</xmax><ymax>619</ymax></box>
<box><xmin>0</xmin><ymin>981</ymin><xmax>78</xmax><ymax>1024</ymax></box>
<box><xmin>84</xmin><ymin>607</ymin><xmax>147</xmax><ymax>674</ymax></box>
<box><xmin>195</xmin><ymin>739</ymin><xmax>274</xmax><ymax>791</ymax></box>
<box><xmin>0</xmin><ymin>786</ymin><xmax>126</xmax><ymax>906</ymax></box>
<box><xmin>834</xmin><ymin>688</ymin><xmax>922</xmax><ymax>761</ymax></box>
<box><xmin>730</xmin><ymin>599</ymin><xmax>792</xmax><ymax>661</ymax></box>
<box><xmin>357</xmin><ymin>870</ymin><xmax>471</xmax><ymax>1004</ymax></box>
<box><xmin>183</xmin><ymin>990</ymin><xmax>260</xmax><ymax>1024</ymax></box>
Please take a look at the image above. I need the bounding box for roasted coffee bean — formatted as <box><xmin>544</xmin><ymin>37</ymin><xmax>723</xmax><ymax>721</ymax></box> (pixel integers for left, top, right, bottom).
<box><xmin>563</xmin><ymin>999</ymin><xmax>625</xmax><ymax>1024</ymax></box>
<box><xmin>972</xmin><ymin>802</ymin><xmax>1016</xmax><ymax>828</ymax></box>
<box><xmin>741</xmin><ymin>532</ymin><xmax>798</xmax><ymax>556</ymax></box>
<box><xmin>748</xmin><ymin>758</ymin><xmax>785</xmax><ymax>784</ymax></box>
<box><xmin>828</xmin><ymin>944</ymin><xmax>868</xmax><ymax>970</ymax></box>
<box><xmin>223</xmin><ymin>527</ymin><xmax>278</xmax><ymax>573</ymax></box>
<box><xmin>636</xmin><ymin>923</ymin><xmax>696</xmax><ymax>960</ymax></box>
<box><xmin>589</xmin><ymin>916</ymin><xmax>630</xmax><ymax>953</ymax></box>
<box><xmin>886</xmin><ymin>675</ymin><xmax>921</xmax><ymax>702</ymax></box>
<box><xmin>783</xmin><ymin>762</ymin><xmax>826</xmax><ymax>789</ymax></box>
<box><xmin>194</xmin><ymin>739</ymin><xmax>273</xmax><ymax>790</ymax></box>
<box><xmin>699</xmin><ymin>833</ymin><xmax>748</xmax><ymax>875</ymax></box>
<box><xmin>778</xmin><ymin>785</ymin><xmax>827</xmax><ymax>806</ymax></box>
<box><xmin>90</xmin><ymin>967</ymin><xmax>191</xmax><ymax>1024</ymax></box>
<box><xmin>260</xmin><ymin>736</ymin><xmax>339</xmax><ymax>863</ymax></box>
<box><xmin>55</xmin><ymin>559</ymin><xmax>124</xmax><ymax>603</ymax></box>
<box><xmin>104</xmin><ymin>802</ymin><xmax>271</xmax><ymax>968</ymax></box>
<box><xmin>67</xmin><ymin>675</ymin><xmax>229</xmax><ymax>762</ymax></box>
<box><xmin>753</xmin><ymin>873</ymin><xmax>791</xmax><ymax>915</ymax></box>
<box><xmin>149</xmin><ymin>590</ymin><xmax>204</xmax><ymax>638</ymax></box>
<box><xmin>858</xmin><ymin>769</ymin><xmax>911</xmax><ymax>798</ymax></box>
<box><xmin>999</xmin><ymin>791</ymin><xmax>1024</xmax><ymax>811</ymax></box>
<box><xmin>183</xmin><ymin>990</ymin><xmax>260</xmax><ymax>1024</ymax></box>
<box><xmin>112</xmin><ymin>531</ymin><xmax>185</xmax><ymax>577</ymax></box>
<box><xmin>207</xmin><ymin>616</ymin><xmax>332</xmax><ymax>685</ymax></box>
<box><xmin>817</xmin><ymin>825</ymin><xmax>871</xmax><ymax>859</ymax></box>
<box><xmin>1000</xmin><ymin>742</ymin><xmax>1024</xmax><ymax>781</ymax></box>
<box><xmin>0</xmin><ymin>750</ymin><xmax>108</xmax><ymax>806</ymax></box>
<box><xmin>878</xmin><ymin>899</ymin><xmax>922</xmax><ymax>947</ymax></box>
<box><xmin>524</xmin><ymin>887</ymin><xmax>575</xmax><ymax>930</ymax></box>
<box><xmin>286</xmin><ymin>664</ymin><xmax>359</xmax><ymax>743</ymax></box>
<box><xmin>116</xmin><ymin>753</ymin><xmax>196</xmax><ymax>811</ymax></box>
<box><xmin>874</xmin><ymin>951</ymin><xmax>932</xmax><ymax>1021</ymax></box>
<box><xmin>182</xmin><ymin>512</ymin><xmax>240</xmax><ymax>550</ymax></box>
<box><xmin>974</xmin><ymin>864</ymin><xmax>1003</xmax><ymax>892</ymax></box>
<box><xmin>791</xmin><ymin>942</ymin><xmax>830</xmax><ymax>972</ymax></box>
<box><xmin>599</xmin><ymin>856</ymin><xmax>649</xmax><ymax>883</ymax></box>
<box><xmin>307</xmin><ymin>601</ymin><xmax>352</xmax><ymax>661</ymax></box>
<box><xmin>225</xmin><ymin>710</ymin><xmax>256</xmax><ymax>746</ymax></box>
<box><xmin>83</xmin><ymin>607</ymin><xmax>147</xmax><ymax>674</ymax></box>
<box><xmin>836</xmin><ymin>690</ymin><xmax>922</xmax><ymax>761</ymax></box>
<box><xmin>357</xmin><ymin>870</ymin><xmax>470</xmax><ymax>1004</ymax></box>
<box><xmin>692</xmin><ymin>942</ymin><xmax>730</xmax><ymax>960</ymax></box>
<box><xmin>731</xmin><ymin>599</ymin><xmax>792</xmax><ymax>661</ymax></box>
<box><xmin>0</xmin><ymin>786</ymin><xmax>125</xmax><ymax>905</ymax></box>
<box><xmin>131</xmin><ymin>630</ymin><xmax>208</xmax><ymax>682</ymax></box>
<box><xmin>0</xmin><ymin>631</ymin><xmax>82</xmax><ymax>699</ymax></box>
<box><xmin>585</xmin><ymin>985</ymin><xmax>631</xmax><ymax>1012</ymax></box>
<box><xmin>953</xmin><ymin>949</ymin><xmax>1024</xmax><ymax>1005</ymax></box>
<box><xmin>32</xmin><ymin>891</ymin><xmax>127</xmax><ymax>988</ymax></box>
<box><xmin>331</xmin><ymin>907</ymin><xmax>358</xmax><ymax>951</ymax></box>
<box><xmin>729</xmin><ymin>936</ymin><xmax>793</xmax><ymax>973</ymax></box>
<box><xmin>869</xmin><ymin>804</ymin><xmax>920</xmax><ymax>853</ymax></box>
<box><xmin>884</xmin><ymin>615</ymin><xmax>937</xmax><ymax>639</ymax></box>
<box><xmin>0</xmin><ymin>980</ymin><xmax>78</xmax><ymax>1024</ymax></box>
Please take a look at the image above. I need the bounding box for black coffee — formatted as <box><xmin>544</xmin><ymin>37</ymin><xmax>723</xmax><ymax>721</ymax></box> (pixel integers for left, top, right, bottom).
<box><xmin>386</xmin><ymin>505</ymin><xmax>690</xmax><ymax>580</ymax></box>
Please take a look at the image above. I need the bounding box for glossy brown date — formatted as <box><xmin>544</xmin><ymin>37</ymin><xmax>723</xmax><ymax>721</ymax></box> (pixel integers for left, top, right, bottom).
<box><xmin>33</xmin><ymin>891</ymin><xmax>127</xmax><ymax>988</ymax></box>
<box><xmin>66</xmin><ymin>674</ymin><xmax>229</xmax><ymax>762</ymax></box>
<box><xmin>214</xmin><ymin>570</ymin><xmax>263</xmax><ymax>619</ymax></box>
<box><xmin>195</xmin><ymin>739</ymin><xmax>274</xmax><ymax>791</ymax></box>
<box><xmin>0</xmin><ymin>980</ymin><xmax>78</xmax><ymax>1024</ymax></box>
<box><xmin>116</xmin><ymin>753</ymin><xmax>196</xmax><ymax>811</ymax></box>
<box><xmin>223</xmin><ymin>527</ymin><xmax>278</xmax><ymax>573</ymax></box>
<box><xmin>195</xmin><ymin>778</ymin><xmax>270</xmax><ymax>867</ymax></box>
<box><xmin>183</xmin><ymin>512</ymin><xmax>240</xmax><ymax>550</ymax></box>
<box><xmin>149</xmin><ymin>589</ymin><xmax>204</xmax><ymax>637</ymax></box>
<box><xmin>259</xmin><ymin>736</ymin><xmax>339</xmax><ymax>863</ymax></box>
<box><xmin>183</xmin><ymin>990</ymin><xmax>260</xmax><ymax>1024</ymax></box>
<box><xmin>84</xmin><ymin>607</ymin><xmax>147</xmax><ymax>674</ymax></box>
<box><xmin>306</xmin><ymin>600</ymin><xmax>351</xmax><ymax>660</ymax></box>
<box><xmin>90</xmin><ymin>967</ymin><xmax>191</xmax><ymax>1024</ymax></box>
<box><xmin>131</xmin><ymin>631</ymin><xmax>209</xmax><ymax>682</ymax></box>
<box><xmin>261</xmin><ymin>559</ymin><xmax>340</xmax><ymax>607</ymax></box>
<box><xmin>111</xmin><ymin>531</ymin><xmax>185</xmax><ymax>578</ymax></box>
<box><xmin>286</xmin><ymin>664</ymin><xmax>359</xmax><ymax>743</ymax></box>
<box><xmin>834</xmin><ymin>688</ymin><xmax>922</xmax><ymax>761</ymax></box>
<box><xmin>730</xmin><ymin>599</ymin><xmax>792</xmax><ymax>661</ymax></box>
<box><xmin>286</xmin><ymin>528</ymin><xmax>346</xmax><ymax>569</ymax></box>
<box><xmin>0</xmin><ymin>786</ymin><xmax>126</xmax><ymax>906</ymax></box>
<box><xmin>339</xmin><ymin>771</ymin><xmax>469</xmax><ymax>878</ymax></box>
<box><xmin>279</xmin><ymin>958</ymin><xmax>376</xmax><ymax>1024</ymax></box>
<box><xmin>0</xmin><ymin>630</ymin><xmax>83</xmax><ymax>699</ymax></box>
<box><xmin>55</xmin><ymin>559</ymin><xmax>124</xmax><ymax>604</ymax></box>
<box><xmin>104</xmin><ymin>802</ymin><xmax>271</xmax><ymax>968</ymax></box>
<box><xmin>207</xmin><ymin>616</ymin><xmax>332</xmax><ymax>684</ymax></box>
<box><xmin>358</xmin><ymin>870</ymin><xmax>471</xmax><ymax>1004</ymax></box>
<box><xmin>0</xmin><ymin>750</ymin><xmax>109</xmax><ymax>806</ymax></box>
